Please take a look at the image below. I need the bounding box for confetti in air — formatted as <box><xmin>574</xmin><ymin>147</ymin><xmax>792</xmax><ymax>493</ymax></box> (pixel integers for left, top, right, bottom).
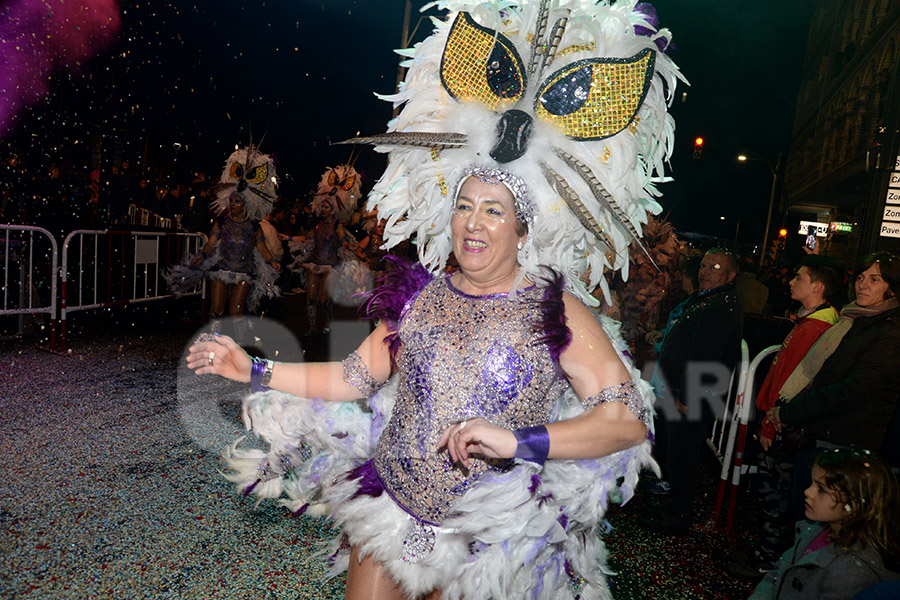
<box><xmin>0</xmin><ymin>0</ymin><xmax>122</xmax><ymax>138</ymax></box>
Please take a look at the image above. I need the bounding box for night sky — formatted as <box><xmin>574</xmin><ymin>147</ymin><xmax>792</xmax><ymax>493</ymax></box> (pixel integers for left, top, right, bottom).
<box><xmin>2</xmin><ymin>0</ymin><xmax>815</xmax><ymax>244</ymax></box>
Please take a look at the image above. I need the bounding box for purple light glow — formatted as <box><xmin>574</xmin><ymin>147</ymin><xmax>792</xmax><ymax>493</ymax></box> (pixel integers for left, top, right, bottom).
<box><xmin>0</xmin><ymin>0</ymin><xmax>121</xmax><ymax>138</ymax></box>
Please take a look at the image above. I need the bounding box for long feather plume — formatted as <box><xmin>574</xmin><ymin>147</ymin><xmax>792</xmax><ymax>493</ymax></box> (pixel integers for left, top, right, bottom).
<box><xmin>539</xmin><ymin>162</ymin><xmax>615</xmax><ymax>256</ymax></box>
<box><xmin>336</xmin><ymin>132</ymin><xmax>468</xmax><ymax>149</ymax></box>
<box><xmin>526</xmin><ymin>0</ymin><xmax>552</xmax><ymax>82</ymax></box>
<box><xmin>538</xmin><ymin>13</ymin><xmax>570</xmax><ymax>76</ymax></box>
<box><xmin>552</xmin><ymin>148</ymin><xmax>659</xmax><ymax>271</ymax></box>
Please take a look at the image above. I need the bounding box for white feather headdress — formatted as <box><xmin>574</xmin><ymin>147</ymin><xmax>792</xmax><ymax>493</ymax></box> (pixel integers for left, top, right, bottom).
<box><xmin>344</xmin><ymin>0</ymin><xmax>685</xmax><ymax>305</ymax></box>
<box><xmin>214</xmin><ymin>145</ymin><xmax>278</xmax><ymax>221</ymax></box>
<box><xmin>311</xmin><ymin>164</ymin><xmax>362</xmax><ymax>224</ymax></box>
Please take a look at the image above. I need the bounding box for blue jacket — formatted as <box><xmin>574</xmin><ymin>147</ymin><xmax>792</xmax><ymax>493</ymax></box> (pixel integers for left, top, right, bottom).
<box><xmin>750</xmin><ymin>521</ymin><xmax>898</xmax><ymax>600</ymax></box>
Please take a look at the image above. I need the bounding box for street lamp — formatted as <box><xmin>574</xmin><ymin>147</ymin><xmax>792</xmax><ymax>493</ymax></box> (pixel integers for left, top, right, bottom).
<box><xmin>737</xmin><ymin>152</ymin><xmax>782</xmax><ymax>259</ymax></box>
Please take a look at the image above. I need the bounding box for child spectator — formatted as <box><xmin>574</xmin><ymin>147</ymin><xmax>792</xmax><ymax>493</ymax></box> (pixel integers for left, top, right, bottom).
<box><xmin>750</xmin><ymin>448</ymin><xmax>900</xmax><ymax>599</ymax></box>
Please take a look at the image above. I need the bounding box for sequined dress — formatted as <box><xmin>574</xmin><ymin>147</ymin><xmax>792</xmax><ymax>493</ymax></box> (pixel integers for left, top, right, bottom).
<box><xmin>225</xmin><ymin>264</ymin><xmax>656</xmax><ymax>600</ymax></box>
<box><xmin>164</xmin><ymin>216</ymin><xmax>279</xmax><ymax>311</ymax></box>
<box><xmin>373</xmin><ymin>276</ymin><xmax>568</xmax><ymax>524</ymax></box>
<box><xmin>210</xmin><ymin>216</ymin><xmax>259</xmax><ymax>281</ymax></box>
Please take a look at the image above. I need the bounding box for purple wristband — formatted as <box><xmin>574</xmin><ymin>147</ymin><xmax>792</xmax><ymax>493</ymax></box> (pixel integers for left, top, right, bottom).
<box><xmin>513</xmin><ymin>425</ymin><xmax>550</xmax><ymax>466</ymax></box>
<box><xmin>250</xmin><ymin>358</ymin><xmax>269</xmax><ymax>393</ymax></box>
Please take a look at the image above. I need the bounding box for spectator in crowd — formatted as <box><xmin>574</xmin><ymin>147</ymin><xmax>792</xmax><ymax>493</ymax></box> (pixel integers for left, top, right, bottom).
<box><xmin>735</xmin><ymin>257</ymin><xmax>770</xmax><ymax>314</ymax></box>
<box><xmin>645</xmin><ymin>248</ymin><xmax>744</xmax><ymax>534</ymax></box>
<box><xmin>728</xmin><ymin>255</ymin><xmax>842</xmax><ymax>576</ymax></box>
<box><xmin>767</xmin><ymin>252</ymin><xmax>900</xmax><ymax>516</ymax></box>
<box><xmin>749</xmin><ymin>448</ymin><xmax>900</xmax><ymax>599</ymax></box>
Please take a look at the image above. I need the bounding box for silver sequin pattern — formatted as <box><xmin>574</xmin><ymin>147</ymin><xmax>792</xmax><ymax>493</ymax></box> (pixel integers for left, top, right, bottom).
<box><xmin>581</xmin><ymin>380</ymin><xmax>647</xmax><ymax>425</ymax></box>
<box><xmin>342</xmin><ymin>351</ymin><xmax>384</xmax><ymax>397</ymax></box>
<box><xmin>373</xmin><ymin>276</ymin><xmax>567</xmax><ymax>524</ymax></box>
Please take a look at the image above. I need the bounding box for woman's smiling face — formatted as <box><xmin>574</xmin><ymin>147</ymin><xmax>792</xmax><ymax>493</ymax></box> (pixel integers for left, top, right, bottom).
<box><xmin>451</xmin><ymin>176</ymin><xmax>526</xmax><ymax>286</ymax></box>
<box><xmin>855</xmin><ymin>263</ymin><xmax>893</xmax><ymax>307</ymax></box>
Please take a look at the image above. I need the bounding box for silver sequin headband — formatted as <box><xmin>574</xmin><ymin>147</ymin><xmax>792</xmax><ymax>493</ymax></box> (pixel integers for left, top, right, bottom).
<box><xmin>455</xmin><ymin>165</ymin><xmax>536</xmax><ymax>228</ymax></box>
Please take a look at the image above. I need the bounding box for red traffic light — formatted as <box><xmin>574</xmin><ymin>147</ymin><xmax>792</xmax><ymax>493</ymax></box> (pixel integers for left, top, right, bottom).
<box><xmin>694</xmin><ymin>137</ymin><xmax>704</xmax><ymax>147</ymax></box>
<box><xmin>778</xmin><ymin>228</ymin><xmax>788</xmax><ymax>238</ymax></box>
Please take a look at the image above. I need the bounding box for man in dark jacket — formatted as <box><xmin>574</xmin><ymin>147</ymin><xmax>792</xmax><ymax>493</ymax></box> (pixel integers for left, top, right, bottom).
<box><xmin>647</xmin><ymin>248</ymin><xmax>744</xmax><ymax>534</ymax></box>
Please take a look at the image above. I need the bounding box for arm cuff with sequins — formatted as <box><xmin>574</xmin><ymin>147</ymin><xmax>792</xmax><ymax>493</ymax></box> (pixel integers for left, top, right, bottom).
<box><xmin>342</xmin><ymin>351</ymin><xmax>385</xmax><ymax>397</ymax></box>
<box><xmin>581</xmin><ymin>380</ymin><xmax>647</xmax><ymax>425</ymax></box>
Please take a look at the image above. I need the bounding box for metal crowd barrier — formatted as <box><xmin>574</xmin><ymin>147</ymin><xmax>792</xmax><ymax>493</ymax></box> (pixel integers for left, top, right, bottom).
<box><xmin>59</xmin><ymin>229</ymin><xmax>206</xmax><ymax>352</ymax></box>
<box><xmin>709</xmin><ymin>343</ymin><xmax>780</xmax><ymax>534</ymax></box>
<box><xmin>1</xmin><ymin>224</ymin><xmax>58</xmax><ymax>349</ymax></box>
<box><xmin>125</xmin><ymin>203</ymin><xmax>174</xmax><ymax>229</ymax></box>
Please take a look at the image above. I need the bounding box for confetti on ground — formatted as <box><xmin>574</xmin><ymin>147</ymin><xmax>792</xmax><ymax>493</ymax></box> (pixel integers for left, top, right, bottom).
<box><xmin>1</xmin><ymin>307</ymin><xmax>762</xmax><ymax>599</ymax></box>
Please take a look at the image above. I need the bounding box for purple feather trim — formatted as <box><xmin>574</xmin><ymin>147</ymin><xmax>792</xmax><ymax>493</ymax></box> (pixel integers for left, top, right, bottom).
<box><xmin>557</xmin><ymin>513</ymin><xmax>568</xmax><ymax>531</ymax></box>
<box><xmin>347</xmin><ymin>460</ymin><xmax>385</xmax><ymax>500</ymax></box>
<box><xmin>532</xmin><ymin>270</ymin><xmax>572</xmax><ymax>363</ymax></box>
<box><xmin>242</xmin><ymin>479</ymin><xmax>260</xmax><ymax>498</ymax></box>
<box><xmin>633</xmin><ymin>3</ymin><xmax>676</xmax><ymax>53</ymax></box>
<box><xmin>529</xmin><ymin>474</ymin><xmax>542</xmax><ymax>495</ymax></box>
<box><xmin>359</xmin><ymin>256</ymin><xmax>433</xmax><ymax>360</ymax></box>
<box><xmin>359</xmin><ymin>256</ymin><xmax>432</xmax><ymax>324</ymax></box>
<box><xmin>291</xmin><ymin>503</ymin><xmax>309</xmax><ymax>517</ymax></box>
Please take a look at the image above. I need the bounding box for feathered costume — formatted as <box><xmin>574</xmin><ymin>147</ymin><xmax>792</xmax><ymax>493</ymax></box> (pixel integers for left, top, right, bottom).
<box><xmin>166</xmin><ymin>145</ymin><xmax>280</xmax><ymax>310</ymax></box>
<box><xmin>222</xmin><ymin>2</ymin><xmax>683</xmax><ymax>598</ymax></box>
<box><xmin>288</xmin><ymin>164</ymin><xmax>373</xmax><ymax>306</ymax></box>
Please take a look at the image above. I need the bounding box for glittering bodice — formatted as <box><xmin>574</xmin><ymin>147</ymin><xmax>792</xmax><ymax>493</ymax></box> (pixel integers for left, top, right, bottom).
<box><xmin>373</xmin><ymin>276</ymin><xmax>567</xmax><ymax>524</ymax></box>
<box><xmin>218</xmin><ymin>217</ymin><xmax>257</xmax><ymax>273</ymax></box>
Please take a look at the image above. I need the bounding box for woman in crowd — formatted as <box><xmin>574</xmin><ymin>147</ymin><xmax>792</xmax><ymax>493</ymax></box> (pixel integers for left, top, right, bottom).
<box><xmin>767</xmin><ymin>252</ymin><xmax>900</xmax><ymax>513</ymax></box>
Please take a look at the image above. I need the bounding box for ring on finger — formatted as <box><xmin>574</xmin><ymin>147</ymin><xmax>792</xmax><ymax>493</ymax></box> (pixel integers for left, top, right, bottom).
<box><xmin>208</xmin><ymin>351</ymin><xmax>215</xmax><ymax>366</ymax></box>
<box><xmin>458</xmin><ymin>420</ymin><xmax>467</xmax><ymax>431</ymax></box>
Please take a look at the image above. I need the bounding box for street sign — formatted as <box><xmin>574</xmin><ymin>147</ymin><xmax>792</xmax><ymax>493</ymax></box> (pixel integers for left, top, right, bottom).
<box><xmin>887</xmin><ymin>188</ymin><xmax>900</xmax><ymax>205</ymax></box>
<box><xmin>883</xmin><ymin>205</ymin><xmax>900</xmax><ymax>222</ymax></box>
<box><xmin>797</xmin><ymin>220</ymin><xmax>828</xmax><ymax>236</ymax></box>
<box><xmin>880</xmin><ymin>222</ymin><xmax>900</xmax><ymax>238</ymax></box>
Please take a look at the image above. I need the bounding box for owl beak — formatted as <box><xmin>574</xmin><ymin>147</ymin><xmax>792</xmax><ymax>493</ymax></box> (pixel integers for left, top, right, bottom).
<box><xmin>237</xmin><ymin>179</ymin><xmax>247</xmax><ymax>192</ymax></box>
<box><xmin>489</xmin><ymin>109</ymin><xmax>533</xmax><ymax>164</ymax></box>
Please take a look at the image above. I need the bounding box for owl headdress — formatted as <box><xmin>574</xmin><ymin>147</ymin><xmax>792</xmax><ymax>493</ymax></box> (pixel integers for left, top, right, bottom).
<box><xmin>214</xmin><ymin>145</ymin><xmax>278</xmax><ymax>221</ymax></box>
<box><xmin>344</xmin><ymin>0</ymin><xmax>685</xmax><ymax>304</ymax></box>
<box><xmin>312</xmin><ymin>164</ymin><xmax>362</xmax><ymax>224</ymax></box>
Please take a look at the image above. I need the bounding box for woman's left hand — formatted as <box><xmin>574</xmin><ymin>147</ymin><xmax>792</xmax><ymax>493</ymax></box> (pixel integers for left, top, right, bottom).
<box><xmin>437</xmin><ymin>417</ymin><xmax>517</xmax><ymax>469</ymax></box>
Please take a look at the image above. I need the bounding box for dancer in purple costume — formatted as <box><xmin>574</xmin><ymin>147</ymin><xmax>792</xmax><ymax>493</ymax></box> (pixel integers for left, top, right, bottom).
<box><xmin>187</xmin><ymin>171</ymin><xmax>651</xmax><ymax>599</ymax></box>
<box><xmin>192</xmin><ymin>192</ymin><xmax>280</xmax><ymax>327</ymax></box>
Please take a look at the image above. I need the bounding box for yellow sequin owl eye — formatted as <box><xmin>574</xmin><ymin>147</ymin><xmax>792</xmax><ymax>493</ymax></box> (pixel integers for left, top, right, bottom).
<box><xmin>440</xmin><ymin>12</ymin><xmax>525</xmax><ymax>111</ymax></box>
<box><xmin>327</xmin><ymin>169</ymin><xmax>338</xmax><ymax>187</ymax></box>
<box><xmin>534</xmin><ymin>49</ymin><xmax>655</xmax><ymax>141</ymax></box>
<box><xmin>229</xmin><ymin>162</ymin><xmax>244</xmax><ymax>181</ymax></box>
<box><xmin>245</xmin><ymin>163</ymin><xmax>269</xmax><ymax>185</ymax></box>
<box><xmin>341</xmin><ymin>174</ymin><xmax>356</xmax><ymax>191</ymax></box>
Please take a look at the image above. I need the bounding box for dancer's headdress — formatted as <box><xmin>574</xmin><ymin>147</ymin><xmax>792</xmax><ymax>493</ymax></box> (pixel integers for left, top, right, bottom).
<box><xmin>343</xmin><ymin>0</ymin><xmax>684</xmax><ymax>304</ymax></box>
<box><xmin>312</xmin><ymin>164</ymin><xmax>362</xmax><ymax>224</ymax></box>
<box><xmin>214</xmin><ymin>144</ymin><xmax>278</xmax><ymax>221</ymax></box>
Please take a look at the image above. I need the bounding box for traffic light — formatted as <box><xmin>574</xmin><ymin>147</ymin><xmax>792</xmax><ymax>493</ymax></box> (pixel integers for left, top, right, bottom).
<box><xmin>776</xmin><ymin>228</ymin><xmax>787</xmax><ymax>250</ymax></box>
<box><xmin>692</xmin><ymin>137</ymin><xmax>704</xmax><ymax>159</ymax></box>
<box><xmin>769</xmin><ymin>228</ymin><xmax>788</xmax><ymax>261</ymax></box>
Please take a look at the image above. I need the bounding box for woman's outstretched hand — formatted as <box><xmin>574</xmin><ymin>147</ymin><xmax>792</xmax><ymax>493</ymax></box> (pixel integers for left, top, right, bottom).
<box><xmin>186</xmin><ymin>334</ymin><xmax>252</xmax><ymax>383</ymax></box>
<box><xmin>437</xmin><ymin>417</ymin><xmax>517</xmax><ymax>469</ymax></box>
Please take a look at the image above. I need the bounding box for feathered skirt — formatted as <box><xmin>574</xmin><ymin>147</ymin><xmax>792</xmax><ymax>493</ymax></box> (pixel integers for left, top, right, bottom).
<box><xmin>222</xmin><ymin>376</ymin><xmax>656</xmax><ymax>600</ymax></box>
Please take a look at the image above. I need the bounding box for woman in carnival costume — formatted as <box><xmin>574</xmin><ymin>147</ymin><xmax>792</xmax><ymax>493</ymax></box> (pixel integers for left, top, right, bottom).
<box><xmin>296</xmin><ymin>164</ymin><xmax>363</xmax><ymax>333</ymax></box>
<box><xmin>187</xmin><ymin>1</ymin><xmax>683</xmax><ymax>598</ymax></box>
<box><xmin>167</xmin><ymin>146</ymin><xmax>281</xmax><ymax>338</ymax></box>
